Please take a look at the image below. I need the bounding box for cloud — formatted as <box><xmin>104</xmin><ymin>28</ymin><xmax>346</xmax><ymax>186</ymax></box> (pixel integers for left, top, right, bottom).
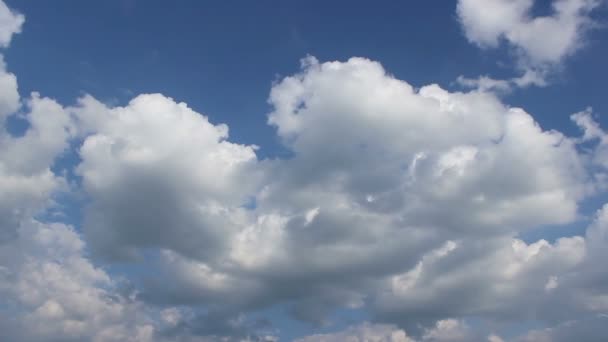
<box><xmin>0</xmin><ymin>82</ymin><xmax>73</xmax><ymax>242</ymax></box>
<box><xmin>0</xmin><ymin>55</ymin><xmax>18</xmax><ymax>118</ymax></box>
<box><xmin>0</xmin><ymin>0</ymin><xmax>23</xmax><ymax>48</ymax></box>
<box><xmin>513</xmin><ymin>315</ymin><xmax>608</xmax><ymax>341</ymax></box>
<box><xmin>456</xmin><ymin>70</ymin><xmax>547</xmax><ymax>93</ymax></box>
<box><xmin>294</xmin><ymin>322</ymin><xmax>415</xmax><ymax>342</ymax></box>
<box><xmin>0</xmin><ymin>221</ymin><xmax>158</xmax><ymax>342</ymax></box>
<box><xmin>3</xmin><ymin>50</ymin><xmax>608</xmax><ymax>340</ymax></box>
<box><xmin>457</xmin><ymin>0</ymin><xmax>600</xmax><ymax>66</ymax></box>
<box><xmin>421</xmin><ymin>319</ymin><xmax>477</xmax><ymax>342</ymax></box>
<box><xmin>265</xmin><ymin>57</ymin><xmax>585</xmax><ymax>232</ymax></box>
<box><xmin>375</xmin><ymin>235</ymin><xmax>586</xmax><ymax>323</ymax></box>
<box><xmin>294</xmin><ymin>320</ymin><xmax>488</xmax><ymax>342</ymax></box>
<box><xmin>456</xmin><ymin>75</ymin><xmax>513</xmax><ymax>93</ymax></box>
<box><xmin>456</xmin><ymin>0</ymin><xmax>603</xmax><ymax>88</ymax></box>
<box><xmin>107</xmin><ymin>57</ymin><xmax>598</xmax><ymax>333</ymax></box>
<box><xmin>1</xmin><ymin>0</ymin><xmax>608</xmax><ymax>340</ymax></box>
<box><xmin>71</xmin><ymin>94</ymin><xmax>260</xmax><ymax>261</ymax></box>
<box><xmin>64</xmin><ymin>57</ymin><xmax>607</xmax><ymax>336</ymax></box>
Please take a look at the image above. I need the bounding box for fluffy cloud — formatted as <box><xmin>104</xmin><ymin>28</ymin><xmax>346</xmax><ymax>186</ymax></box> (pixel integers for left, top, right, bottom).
<box><xmin>2</xmin><ymin>0</ymin><xmax>608</xmax><ymax>340</ymax></box>
<box><xmin>0</xmin><ymin>221</ymin><xmax>158</xmax><ymax>342</ymax></box>
<box><xmin>64</xmin><ymin>57</ymin><xmax>608</xmax><ymax>337</ymax></box>
<box><xmin>513</xmin><ymin>315</ymin><xmax>608</xmax><ymax>341</ymax></box>
<box><xmin>456</xmin><ymin>70</ymin><xmax>547</xmax><ymax>93</ymax></box>
<box><xmin>0</xmin><ymin>70</ymin><xmax>73</xmax><ymax>242</ymax></box>
<box><xmin>132</xmin><ymin>56</ymin><xmax>586</xmax><ymax>321</ymax></box>
<box><xmin>375</xmin><ymin>234</ymin><xmax>586</xmax><ymax>322</ymax></box>
<box><xmin>457</xmin><ymin>0</ymin><xmax>600</xmax><ymax>66</ymax></box>
<box><xmin>0</xmin><ymin>0</ymin><xmax>21</xmax><ymax>119</ymax></box>
<box><xmin>0</xmin><ymin>55</ymin><xmax>18</xmax><ymax>118</ymax></box>
<box><xmin>295</xmin><ymin>322</ymin><xmax>414</xmax><ymax>342</ymax></box>
<box><xmin>294</xmin><ymin>320</ymin><xmax>488</xmax><ymax>342</ymax></box>
<box><xmin>3</xmin><ymin>52</ymin><xmax>607</xmax><ymax>341</ymax></box>
<box><xmin>265</xmin><ymin>57</ymin><xmax>585</xmax><ymax>233</ymax></box>
<box><xmin>456</xmin><ymin>0</ymin><xmax>603</xmax><ymax>89</ymax></box>
<box><xmin>72</xmin><ymin>93</ymin><xmax>260</xmax><ymax>261</ymax></box>
<box><xmin>0</xmin><ymin>0</ymin><xmax>23</xmax><ymax>48</ymax></box>
<box><xmin>114</xmin><ymin>57</ymin><xmax>601</xmax><ymax>334</ymax></box>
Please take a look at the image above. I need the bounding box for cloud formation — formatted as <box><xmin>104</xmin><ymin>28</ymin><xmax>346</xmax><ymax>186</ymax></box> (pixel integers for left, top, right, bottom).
<box><xmin>1</xmin><ymin>1</ymin><xmax>608</xmax><ymax>341</ymax></box>
<box><xmin>0</xmin><ymin>0</ymin><xmax>23</xmax><ymax>48</ymax></box>
<box><xmin>456</xmin><ymin>0</ymin><xmax>603</xmax><ymax>89</ymax></box>
<box><xmin>457</xmin><ymin>0</ymin><xmax>600</xmax><ymax>66</ymax></box>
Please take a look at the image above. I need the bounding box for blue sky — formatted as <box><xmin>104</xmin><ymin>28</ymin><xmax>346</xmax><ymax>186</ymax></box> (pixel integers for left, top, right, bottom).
<box><xmin>8</xmin><ymin>0</ymin><xmax>607</xmax><ymax>153</ymax></box>
<box><xmin>1</xmin><ymin>1</ymin><xmax>608</xmax><ymax>341</ymax></box>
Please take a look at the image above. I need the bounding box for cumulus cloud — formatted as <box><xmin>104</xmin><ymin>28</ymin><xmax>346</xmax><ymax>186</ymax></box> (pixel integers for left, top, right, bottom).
<box><xmin>68</xmin><ymin>56</ymin><xmax>605</xmax><ymax>337</ymax></box>
<box><xmin>0</xmin><ymin>84</ymin><xmax>73</xmax><ymax>242</ymax></box>
<box><xmin>0</xmin><ymin>0</ymin><xmax>23</xmax><ymax>48</ymax></box>
<box><xmin>95</xmin><ymin>56</ymin><xmax>603</xmax><ymax>337</ymax></box>
<box><xmin>456</xmin><ymin>0</ymin><xmax>603</xmax><ymax>88</ymax></box>
<box><xmin>2</xmin><ymin>0</ymin><xmax>608</xmax><ymax>340</ymax></box>
<box><xmin>294</xmin><ymin>320</ymin><xmax>488</xmax><ymax>342</ymax></box>
<box><xmin>457</xmin><ymin>0</ymin><xmax>600</xmax><ymax>65</ymax></box>
<box><xmin>0</xmin><ymin>55</ymin><xmax>19</xmax><ymax>118</ymax></box>
<box><xmin>127</xmin><ymin>56</ymin><xmax>585</xmax><ymax>325</ymax></box>
<box><xmin>513</xmin><ymin>315</ymin><xmax>608</xmax><ymax>341</ymax></box>
<box><xmin>71</xmin><ymin>93</ymin><xmax>260</xmax><ymax>261</ymax></box>
<box><xmin>456</xmin><ymin>70</ymin><xmax>547</xmax><ymax>93</ymax></box>
<box><xmin>265</xmin><ymin>57</ymin><xmax>585</xmax><ymax>233</ymax></box>
<box><xmin>0</xmin><ymin>221</ymin><xmax>158</xmax><ymax>342</ymax></box>
<box><xmin>295</xmin><ymin>322</ymin><xmax>414</xmax><ymax>342</ymax></box>
<box><xmin>375</xmin><ymin>234</ymin><xmax>586</xmax><ymax>323</ymax></box>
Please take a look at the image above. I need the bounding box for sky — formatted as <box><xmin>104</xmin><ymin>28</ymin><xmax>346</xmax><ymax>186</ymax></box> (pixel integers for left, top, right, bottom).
<box><xmin>1</xmin><ymin>0</ymin><xmax>608</xmax><ymax>341</ymax></box>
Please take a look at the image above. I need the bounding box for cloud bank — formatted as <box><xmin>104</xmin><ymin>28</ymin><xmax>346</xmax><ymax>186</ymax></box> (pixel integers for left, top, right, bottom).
<box><xmin>1</xmin><ymin>1</ymin><xmax>608</xmax><ymax>341</ymax></box>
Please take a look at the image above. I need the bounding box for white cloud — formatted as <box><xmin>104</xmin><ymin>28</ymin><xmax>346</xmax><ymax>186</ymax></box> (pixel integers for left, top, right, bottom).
<box><xmin>422</xmin><ymin>319</ymin><xmax>471</xmax><ymax>342</ymax></box>
<box><xmin>0</xmin><ymin>81</ymin><xmax>73</xmax><ymax>242</ymax></box>
<box><xmin>295</xmin><ymin>322</ymin><xmax>415</xmax><ymax>342</ymax></box>
<box><xmin>513</xmin><ymin>315</ymin><xmax>608</xmax><ymax>341</ymax></box>
<box><xmin>265</xmin><ymin>57</ymin><xmax>585</xmax><ymax>232</ymax></box>
<box><xmin>456</xmin><ymin>70</ymin><xmax>547</xmax><ymax>93</ymax></box>
<box><xmin>0</xmin><ymin>221</ymin><xmax>158</xmax><ymax>342</ymax></box>
<box><xmin>457</xmin><ymin>0</ymin><xmax>600</xmax><ymax>66</ymax></box>
<box><xmin>2</xmin><ymin>51</ymin><xmax>607</xmax><ymax>341</ymax></box>
<box><xmin>0</xmin><ymin>55</ymin><xmax>18</xmax><ymax>118</ymax></box>
<box><xmin>71</xmin><ymin>94</ymin><xmax>260</xmax><ymax>261</ymax></box>
<box><xmin>294</xmin><ymin>320</ymin><xmax>487</xmax><ymax>342</ymax></box>
<box><xmin>375</xmin><ymin>233</ymin><xmax>587</xmax><ymax>319</ymax></box>
<box><xmin>1</xmin><ymin>0</ymin><xmax>608</xmax><ymax>339</ymax></box>
<box><xmin>0</xmin><ymin>0</ymin><xmax>23</xmax><ymax>48</ymax></box>
<box><xmin>110</xmin><ymin>57</ymin><xmax>603</xmax><ymax>335</ymax></box>
<box><xmin>456</xmin><ymin>75</ymin><xmax>513</xmax><ymax>93</ymax></box>
<box><xmin>456</xmin><ymin>0</ymin><xmax>602</xmax><ymax>88</ymax></box>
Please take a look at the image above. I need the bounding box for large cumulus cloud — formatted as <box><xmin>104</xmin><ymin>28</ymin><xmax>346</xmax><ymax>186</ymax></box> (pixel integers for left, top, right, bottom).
<box><xmin>72</xmin><ymin>93</ymin><xmax>260</xmax><ymax>261</ymax></box>
<box><xmin>456</xmin><ymin>0</ymin><xmax>603</xmax><ymax>89</ymax></box>
<box><xmin>87</xmin><ymin>56</ymin><xmax>608</xmax><ymax>338</ymax></box>
<box><xmin>2</xmin><ymin>0</ymin><xmax>608</xmax><ymax>341</ymax></box>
